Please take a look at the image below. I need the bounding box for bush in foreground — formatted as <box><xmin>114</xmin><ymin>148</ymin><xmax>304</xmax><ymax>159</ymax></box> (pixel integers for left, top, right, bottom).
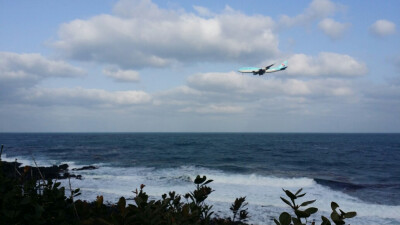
<box><xmin>0</xmin><ymin>151</ymin><xmax>356</xmax><ymax>224</ymax></box>
<box><xmin>274</xmin><ymin>188</ymin><xmax>356</xmax><ymax>225</ymax></box>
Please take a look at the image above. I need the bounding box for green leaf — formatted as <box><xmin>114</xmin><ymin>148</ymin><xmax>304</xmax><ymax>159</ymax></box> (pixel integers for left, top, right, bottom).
<box><xmin>321</xmin><ymin>216</ymin><xmax>331</xmax><ymax>225</ymax></box>
<box><xmin>296</xmin><ymin>193</ymin><xmax>306</xmax><ymax>198</ymax></box>
<box><xmin>331</xmin><ymin>211</ymin><xmax>340</xmax><ymax>221</ymax></box>
<box><xmin>96</xmin><ymin>218</ymin><xmax>114</xmax><ymax>225</ymax></box>
<box><xmin>118</xmin><ymin>197</ymin><xmax>126</xmax><ymax>212</ymax></box>
<box><xmin>283</xmin><ymin>189</ymin><xmax>297</xmax><ymax>200</ymax></box>
<box><xmin>279</xmin><ymin>212</ymin><xmax>292</xmax><ymax>225</ymax></box>
<box><xmin>274</xmin><ymin>219</ymin><xmax>281</xmax><ymax>225</ymax></box>
<box><xmin>280</xmin><ymin>197</ymin><xmax>293</xmax><ymax>208</ymax></box>
<box><xmin>194</xmin><ymin>175</ymin><xmax>207</xmax><ymax>184</ymax></box>
<box><xmin>331</xmin><ymin>211</ymin><xmax>345</xmax><ymax>225</ymax></box>
<box><xmin>54</xmin><ymin>182</ymin><xmax>61</xmax><ymax>188</ymax></box>
<box><xmin>333</xmin><ymin>220</ymin><xmax>345</xmax><ymax>225</ymax></box>
<box><xmin>331</xmin><ymin>202</ymin><xmax>339</xmax><ymax>211</ymax></box>
<box><xmin>21</xmin><ymin>197</ymin><xmax>32</xmax><ymax>205</ymax></box>
<box><xmin>203</xmin><ymin>179</ymin><xmax>213</xmax><ymax>185</ymax></box>
<box><xmin>344</xmin><ymin>211</ymin><xmax>357</xmax><ymax>219</ymax></box>
<box><xmin>292</xmin><ymin>217</ymin><xmax>303</xmax><ymax>225</ymax></box>
<box><xmin>295</xmin><ymin>188</ymin><xmax>303</xmax><ymax>196</ymax></box>
<box><xmin>300</xmin><ymin>200</ymin><xmax>316</xmax><ymax>207</ymax></box>
<box><xmin>295</xmin><ymin>209</ymin><xmax>310</xmax><ymax>218</ymax></box>
<box><xmin>34</xmin><ymin>204</ymin><xmax>44</xmax><ymax>216</ymax></box>
<box><xmin>304</xmin><ymin>207</ymin><xmax>318</xmax><ymax>215</ymax></box>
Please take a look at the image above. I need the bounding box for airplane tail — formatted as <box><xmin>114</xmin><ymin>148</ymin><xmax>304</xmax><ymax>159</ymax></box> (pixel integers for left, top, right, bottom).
<box><xmin>278</xmin><ymin>60</ymin><xmax>288</xmax><ymax>69</ymax></box>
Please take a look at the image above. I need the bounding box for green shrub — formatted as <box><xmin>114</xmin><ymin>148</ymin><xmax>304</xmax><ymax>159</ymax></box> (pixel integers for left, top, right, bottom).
<box><xmin>0</xmin><ymin>167</ymin><xmax>78</xmax><ymax>224</ymax></box>
<box><xmin>0</xmin><ymin>147</ymin><xmax>356</xmax><ymax>225</ymax></box>
<box><xmin>274</xmin><ymin>188</ymin><xmax>357</xmax><ymax>225</ymax></box>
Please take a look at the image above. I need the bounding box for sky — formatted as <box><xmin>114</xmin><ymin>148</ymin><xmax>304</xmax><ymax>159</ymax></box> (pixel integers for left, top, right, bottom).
<box><xmin>0</xmin><ymin>0</ymin><xmax>399</xmax><ymax>132</ymax></box>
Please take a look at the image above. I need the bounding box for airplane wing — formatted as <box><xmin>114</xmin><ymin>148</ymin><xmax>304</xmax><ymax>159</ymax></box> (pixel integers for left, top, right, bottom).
<box><xmin>238</xmin><ymin>61</ymin><xmax>287</xmax><ymax>75</ymax></box>
<box><xmin>265</xmin><ymin>64</ymin><xmax>274</xmax><ymax>70</ymax></box>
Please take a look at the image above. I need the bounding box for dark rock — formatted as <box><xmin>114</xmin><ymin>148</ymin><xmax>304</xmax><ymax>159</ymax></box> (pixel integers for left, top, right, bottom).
<box><xmin>0</xmin><ymin>161</ymin><xmax>22</xmax><ymax>177</ymax></box>
<box><xmin>72</xmin><ymin>165</ymin><xmax>98</xmax><ymax>171</ymax></box>
<box><xmin>0</xmin><ymin>160</ymin><xmax>88</xmax><ymax>181</ymax></box>
<box><xmin>59</xmin><ymin>164</ymin><xmax>69</xmax><ymax>171</ymax></box>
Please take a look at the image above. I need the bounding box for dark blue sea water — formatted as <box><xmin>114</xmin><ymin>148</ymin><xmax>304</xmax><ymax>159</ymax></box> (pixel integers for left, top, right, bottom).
<box><xmin>1</xmin><ymin>133</ymin><xmax>399</xmax><ymax>224</ymax></box>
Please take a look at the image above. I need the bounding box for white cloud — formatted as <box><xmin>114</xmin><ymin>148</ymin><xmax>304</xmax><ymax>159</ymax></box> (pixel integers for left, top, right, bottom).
<box><xmin>112</xmin><ymin>0</ymin><xmax>175</xmax><ymax>20</ymax></box>
<box><xmin>0</xmin><ymin>52</ymin><xmax>149</xmax><ymax>108</ymax></box>
<box><xmin>53</xmin><ymin>0</ymin><xmax>278</xmax><ymax>69</ymax></box>
<box><xmin>154</xmin><ymin>74</ymin><xmax>399</xmax><ymax>131</ymax></box>
<box><xmin>103</xmin><ymin>68</ymin><xmax>140</xmax><ymax>82</ymax></box>
<box><xmin>318</xmin><ymin>18</ymin><xmax>350</xmax><ymax>39</ymax></box>
<box><xmin>193</xmin><ymin>5</ymin><xmax>214</xmax><ymax>17</ymax></box>
<box><xmin>369</xmin><ymin>19</ymin><xmax>396</xmax><ymax>37</ymax></box>
<box><xmin>186</xmin><ymin>71</ymin><xmax>354</xmax><ymax>98</ymax></box>
<box><xmin>0</xmin><ymin>52</ymin><xmax>86</xmax><ymax>102</ymax></box>
<box><xmin>22</xmin><ymin>87</ymin><xmax>152</xmax><ymax>106</ymax></box>
<box><xmin>279</xmin><ymin>0</ymin><xmax>342</xmax><ymax>27</ymax></box>
<box><xmin>151</xmin><ymin>71</ymin><xmax>358</xmax><ymax>120</ymax></box>
<box><xmin>0</xmin><ymin>52</ymin><xmax>85</xmax><ymax>85</ymax></box>
<box><xmin>286</xmin><ymin>52</ymin><xmax>367</xmax><ymax>76</ymax></box>
<box><xmin>179</xmin><ymin>104</ymin><xmax>244</xmax><ymax>114</ymax></box>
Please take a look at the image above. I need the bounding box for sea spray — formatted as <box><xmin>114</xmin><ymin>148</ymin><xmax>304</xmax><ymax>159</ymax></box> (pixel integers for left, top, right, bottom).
<box><xmin>2</xmin><ymin>132</ymin><xmax>400</xmax><ymax>224</ymax></box>
<box><xmin>58</xmin><ymin>165</ymin><xmax>400</xmax><ymax>225</ymax></box>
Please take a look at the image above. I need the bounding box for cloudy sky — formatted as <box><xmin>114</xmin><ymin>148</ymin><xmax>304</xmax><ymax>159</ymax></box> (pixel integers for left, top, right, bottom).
<box><xmin>1</xmin><ymin>0</ymin><xmax>399</xmax><ymax>132</ymax></box>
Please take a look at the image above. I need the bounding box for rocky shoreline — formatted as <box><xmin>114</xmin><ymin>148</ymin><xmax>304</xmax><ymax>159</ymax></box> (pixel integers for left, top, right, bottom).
<box><xmin>0</xmin><ymin>159</ymin><xmax>97</xmax><ymax>180</ymax></box>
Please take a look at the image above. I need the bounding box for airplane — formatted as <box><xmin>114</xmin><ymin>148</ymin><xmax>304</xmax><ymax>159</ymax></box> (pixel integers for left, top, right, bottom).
<box><xmin>238</xmin><ymin>60</ymin><xmax>288</xmax><ymax>75</ymax></box>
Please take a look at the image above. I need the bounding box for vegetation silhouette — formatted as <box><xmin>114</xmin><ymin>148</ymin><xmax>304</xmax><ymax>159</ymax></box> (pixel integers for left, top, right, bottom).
<box><xmin>0</xmin><ymin>145</ymin><xmax>356</xmax><ymax>225</ymax></box>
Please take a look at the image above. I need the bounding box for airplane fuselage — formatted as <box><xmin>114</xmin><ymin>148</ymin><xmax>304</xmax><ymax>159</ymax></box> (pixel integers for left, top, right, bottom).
<box><xmin>238</xmin><ymin>61</ymin><xmax>288</xmax><ymax>75</ymax></box>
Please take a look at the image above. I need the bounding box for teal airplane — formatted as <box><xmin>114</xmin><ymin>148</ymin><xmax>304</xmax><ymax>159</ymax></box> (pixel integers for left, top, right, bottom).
<box><xmin>238</xmin><ymin>60</ymin><xmax>288</xmax><ymax>75</ymax></box>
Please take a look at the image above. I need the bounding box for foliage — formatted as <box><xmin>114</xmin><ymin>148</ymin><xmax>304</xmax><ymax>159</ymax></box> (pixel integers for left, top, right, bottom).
<box><xmin>230</xmin><ymin>197</ymin><xmax>249</xmax><ymax>223</ymax></box>
<box><xmin>0</xmin><ymin>164</ymin><xmax>78</xmax><ymax>225</ymax></box>
<box><xmin>0</xmin><ymin>158</ymin><xmax>248</xmax><ymax>225</ymax></box>
<box><xmin>0</xmin><ymin>146</ymin><xmax>356</xmax><ymax>225</ymax></box>
<box><xmin>274</xmin><ymin>188</ymin><xmax>357</xmax><ymax>225</ymax></box>
<box><xmin>328</xmin><ymin>202</ymin><xmax>357</xmax><ymax>225</ymax></box>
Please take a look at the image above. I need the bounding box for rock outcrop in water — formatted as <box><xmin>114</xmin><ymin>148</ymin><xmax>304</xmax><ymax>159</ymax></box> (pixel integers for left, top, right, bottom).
<box><xmin>0</xmin><ymin>159</ymin><xmax>97</xmax><ymax>180</ymax></box>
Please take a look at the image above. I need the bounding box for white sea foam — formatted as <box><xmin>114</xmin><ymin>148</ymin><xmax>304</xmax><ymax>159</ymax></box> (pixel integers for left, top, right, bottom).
<box><xmin>1</xmin><ymin>153</ymin><xmax>104</xmax><ymax>169</ymax></box>
<box><xmin>2</xmin><ymin>155</ymin><xmax>399</xmax><ymax>224</ymax></box>
<box><xmin>2</xmin><ymin>153</ymin><xmax>37</xmax><ymax>167</ymax></box>
<box><xmin>54</xmin><ymin>165</ymin><xmax>400</xmax><ymax>225</ymax></box>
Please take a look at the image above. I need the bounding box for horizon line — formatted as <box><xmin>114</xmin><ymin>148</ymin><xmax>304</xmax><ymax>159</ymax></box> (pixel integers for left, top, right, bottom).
<box><xmin>1</xmin><ymin>131</ymin><xmax>399</xmax><ymax>134</ymax></box>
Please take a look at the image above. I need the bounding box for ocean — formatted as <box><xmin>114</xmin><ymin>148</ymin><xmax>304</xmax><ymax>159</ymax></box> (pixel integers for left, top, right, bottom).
<box><xmin>1</xmin><ymin>133</ymin><xmax>399</xmax><ymax>224</ymax></box>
